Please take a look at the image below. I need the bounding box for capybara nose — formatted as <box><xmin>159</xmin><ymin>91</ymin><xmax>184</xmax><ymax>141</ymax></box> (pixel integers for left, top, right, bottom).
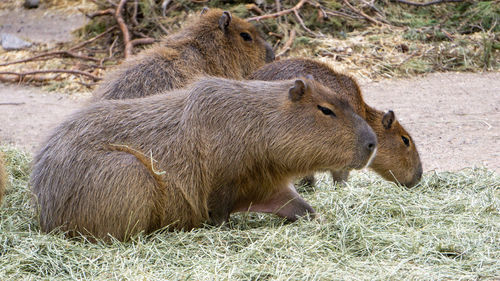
<box><xmin>366</xmin><ymin>141</ymin><xmax>376</xmax><ymax>153</ymax></box>
<box><xmin>404</xmin><ymin>162</ymin><xmax>423</xmax><ymax>188</ymax></box>
<box><xmin>362</xmin><ymin>128</ymin><xmax>377</xmax><ymax>154</ymax></box>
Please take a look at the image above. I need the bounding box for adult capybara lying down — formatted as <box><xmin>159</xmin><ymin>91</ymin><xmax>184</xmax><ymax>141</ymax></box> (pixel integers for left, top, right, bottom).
<box><xmin>31</xmin><ymin>77</ymin><xmax>376</xmax><ymax>241</ymax></box>
<box><xmin>93</xmin><ymin>8</ymin><xmax>274</xmax><ymax>101</ymax></box>
<box><xmin>250</xmin><ymin>58</ymin><xmax>422</xmax><ymax>187</ymax></box>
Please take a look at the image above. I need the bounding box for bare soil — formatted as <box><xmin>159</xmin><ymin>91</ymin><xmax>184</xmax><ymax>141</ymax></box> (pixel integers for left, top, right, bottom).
<box><xmin>0</xmin><ymin>7</ymin><xmax>87</xmax><ymax>43</ymax></box>
<box><xmin>1</xmin><ymin>71</ymin><xmax>499</xmax><ymax>173</ymax></box>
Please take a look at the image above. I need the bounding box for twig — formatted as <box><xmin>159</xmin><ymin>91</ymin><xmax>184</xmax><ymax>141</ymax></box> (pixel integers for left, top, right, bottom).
<box><xmin>392</xmin><ymin>0</ymin><xmax>465</xmax><ymax>6</ymax></box>
<box><xmin>0</xmin><ymin>51</ymin><xmax>97</xmax><ymax>67</ymax></box>
<box><xmin>131</xmin><ymin>0</ymin><xmax>139</xmax><ymax>26</ymax></box>
<box><xmin>246</xmin><ymin>4</ymin><xmax>265</xmax><ymax>15</ymax></box>
<box><xmin>109</xmin><ymin>36</ymin><xmax>119</xmax><ymax>58</ymax></box>
<box><xmin>276</xmin><ymin>29</ymin><xmax>296</xmax><ymax>58</ymax></box>
<box><xmin>68</xmin><ymin>26</ymin><xmax>116</xmax><ymax>51</ymax></box>
<box><xmin>275</xmin><ymin>0</ymin><xmax>282</xmax><ymax>24</ymax></box>
<box><xmin>0</xmin><ymin>70</ymin><xmax>101</xmax><ymax>81</ymax></box>
<box><xmin>115</xmin><ymin>0</ymin><xmax>132</xmax><ymax>59</ymax></box>
<box><xmin>161</xmin><ymin>0</ymin><xmax>172</xmax><ymax>17</ymax></box>
<box><xmin>83</xmin><ymin>8</ymin><xmax>114</xmax><ymax>19</ymax></box>
<box><xmin>343</xmin><ymin>0</ymin><xmax>384</xmax><ymax>26</ymax></box>
<box><xmin>293</xmin><ymin>8</ymin><xmax>317</xmax><ymax>36</ymax></box>
<box><xmin>247</xmin><ymin>0</ymin><xmax>309</xmax><ymax>21</ymax></box>
<box><xmin>248</xmin><ymin>0</ymin><xmax>320</xmax><ymax>36</ymax></box>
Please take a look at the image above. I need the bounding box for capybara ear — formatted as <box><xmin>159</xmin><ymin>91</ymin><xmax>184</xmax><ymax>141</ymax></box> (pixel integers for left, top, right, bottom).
<box><xmin>305</xmin><ymin>74</ymin><xmax>314</xmax><ymax>80</ymax></box>
<box><xmin>219</xmin><ymin>11</ymin><xmax>232</xmax><ymax>31</ymax></box>
<box><xmin>289</xmin><ymin>79</ymin><xmax>307</xmax><ymax>102</ymax></box>
<box><xmin>200</xmin><ymin>7</ymin><xmax>209</xmax><ymax>15</ymax></box>
<box><xmin>382</xmin><ymin>110</ymin><xmax>395</xmax><ymax>129</ymax></box>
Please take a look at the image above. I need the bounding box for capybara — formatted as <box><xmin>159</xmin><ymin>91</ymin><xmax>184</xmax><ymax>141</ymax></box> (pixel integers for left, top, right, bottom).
<box><xmin>93</xmin><ymin>8</ymin><xmax>275</xmax><ymax>101</ymax></box>
<box><xmin>250</xmin><ymin>58</ymin><xmax>422</xmax><ymax>187</ymax></box>
<box><xmin>31</xmin><ymin>77</ymin><xmax>376</xmax><ymax>241</ymax></box>
<box><xmin>0</xmin><ymin>152</ymin><xmax>6</xmax><ymax>206</ymax></box>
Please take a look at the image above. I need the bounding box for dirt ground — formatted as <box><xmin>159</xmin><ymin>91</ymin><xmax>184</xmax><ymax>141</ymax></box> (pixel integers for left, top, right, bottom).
<box><xmin>1</xmin><ymin>72</ymin><xmax>499</xmax><ymax>173</ymax></box>
<box><xmin>0</xmin><ymin>7</ymin><xmax>87</xmax><ymax>43</ymax></box>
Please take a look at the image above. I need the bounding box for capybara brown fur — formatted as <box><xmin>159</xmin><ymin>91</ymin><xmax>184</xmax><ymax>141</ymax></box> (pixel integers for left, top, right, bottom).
<box><xmin>31</xmin><ymin>77</ymin><xmax>376</xmax><ymax>241</ymax></box>
<box><xmin>0</xmin><ymin>152</ymin><xmax>6</xmax><ymax>206</ymax></box>
<box><xmin>93</xmin><ymin>9</ymin><xmax>274</xmax><ymax>101</ymax></box>
<box><xmin>250</xmin><ymin>58</ymin><xmax>422</xmax><ymax>187</ymax></box>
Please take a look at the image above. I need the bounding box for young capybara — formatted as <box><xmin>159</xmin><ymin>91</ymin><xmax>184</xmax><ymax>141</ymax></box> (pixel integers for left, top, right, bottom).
<box><xmin>31</xmin><ymin>77</ymin><xmax>376</xmax><ymax>241</ymax></box>
<box><xmin>93</xmin><ymin>8</ymin><xmax>275</xmax><ymax>101</ymax></box>
<box><xmin>250</xmin><ymin>58</ymin><xmax>422</xmax><ymax>187</ymax></box>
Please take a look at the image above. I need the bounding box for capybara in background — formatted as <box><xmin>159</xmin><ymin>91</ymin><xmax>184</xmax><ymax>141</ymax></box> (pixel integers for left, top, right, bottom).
<box><xmin>93</xmin><ymin>9</ymin><xmax>275</xmax><ymax>101</ymax></box>
<box><xmin>31</xmin><ymin>77</ymin><xmax>376</xmax><ymax>241</ymax></box>
<box><xmin>0</xmin><ymin>152</ymin><xmax>6</xmax><ymax>206</ymax></box>
<box><xmin>250</xmin><ymin>58</ymin><xmax>422</xmax><ymax>187</ymax></box>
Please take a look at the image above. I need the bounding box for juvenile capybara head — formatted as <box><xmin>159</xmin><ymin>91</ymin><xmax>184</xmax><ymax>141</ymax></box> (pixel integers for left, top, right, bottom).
<box><xmin>196</xmin><ymin>9</ymin><xmax>275</xmax><ymax>71</ymax></box>
<box><xmin>270</xmin><ymin>78</ymin><xmax>377</xmax><ymax>171</ymax></box>
<box><xmin>250</xmin><ymin>58</ymin><xmax>422</xmax><ymax>187</ymax></box>
<box><xmin>367</xmin><ymin>110</ymin><xmax>422</xmax><ymax>187</ymax></box>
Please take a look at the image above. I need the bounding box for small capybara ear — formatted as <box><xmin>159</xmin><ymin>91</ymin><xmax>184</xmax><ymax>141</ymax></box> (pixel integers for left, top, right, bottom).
<box><xmin>382</xmin><ymin>110</ymin><xmax>395</xmax><ymax>129</ymax></box>
<box><xmin>219</xmin><ymin>11</ymin><xmax>232</xmax><ymax>31</ymax></box>
<box><xmin>200</xmin><ymin>7</ymin><xmax>209</xmax><ymax>15</ymax></box>
<box><xmin>289</xmin><ymin>79</ymin><xmax>307</xmax><ymax>102</ymax></box>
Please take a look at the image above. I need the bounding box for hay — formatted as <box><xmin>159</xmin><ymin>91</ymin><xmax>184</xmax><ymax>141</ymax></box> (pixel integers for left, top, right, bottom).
<box><xmin>1</xmin><ymin>145</ymin><xmax>498</xmax><ymax>280</ymax></box>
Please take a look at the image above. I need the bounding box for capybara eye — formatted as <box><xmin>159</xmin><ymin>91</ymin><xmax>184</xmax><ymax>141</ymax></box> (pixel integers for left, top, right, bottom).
<box><xmin>240</xmin><ymin>32</ymin><xmax>253</xmax><ymax>41</ymax></box>
<box><xmin>317</xmin><ymin>105</ymin><xmax>336</xmax><ymax>117</ymax></box>
<box><xmin>402</xmin><ymin>136</ymin><xmax>410</xmax><ymax>147</ymax></box>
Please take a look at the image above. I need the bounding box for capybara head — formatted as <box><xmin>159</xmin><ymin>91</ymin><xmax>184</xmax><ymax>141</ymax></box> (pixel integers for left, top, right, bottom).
<box><xmin>368</xmin><ymin>110</ymin><xmax>422</xmax><ymax>187</ymax></box>
<box><xmin>194</xmin><ymin>9</ymin><xmax>274</xmax><ymax>75</ymax></box>
<box><xmin>273</xmin><ymin>78</ymin><xmax>377</xmax><ymax>171</ymax></box>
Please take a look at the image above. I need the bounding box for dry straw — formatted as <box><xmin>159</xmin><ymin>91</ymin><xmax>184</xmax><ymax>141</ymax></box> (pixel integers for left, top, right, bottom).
<box><xmin>0</xmin><ymin>145</ymin><xmax>498</xmax><ymax>280</ymax></box>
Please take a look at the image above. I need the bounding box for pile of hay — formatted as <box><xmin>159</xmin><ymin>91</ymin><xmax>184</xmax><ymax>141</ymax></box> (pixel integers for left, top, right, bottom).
<box><xmin>1</xmin><ymin>146</ymin><xmax>498</xmax><ymax>279</ymax></box>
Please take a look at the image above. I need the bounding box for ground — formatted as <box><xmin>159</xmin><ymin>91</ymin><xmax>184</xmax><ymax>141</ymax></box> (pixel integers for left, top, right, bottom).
<box><xmin>0</xmin><ymin>4</ymin><xmax>498</xmax><ymax>174</ymax></box>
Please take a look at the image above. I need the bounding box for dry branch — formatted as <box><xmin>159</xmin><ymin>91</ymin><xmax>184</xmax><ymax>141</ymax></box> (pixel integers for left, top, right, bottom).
<box><xmin>247</xmin><ymin>0</ymin><xmax>310</xmax><ymax>21</ymax></box>
<box><xmin>343</xmin><ymin>0</ymin><xmax>385</xmax><ymax>26</ymax></box>
<box><xmin>84</xmin><ymin>8</ymin><xmax>114</xmax><ymax>18</ymax></box>
<box><xmin>0</xmin><ymin>70</ymin><xmax>101</xmax><ymax>81</ymax></box>
<box><xmin>392</xmin><ymin>0</ymin><xmax>465</xmax><ymax>6</ymax></box>
<box><xmin>276</xmin><ymin>29</ymin><xmax>297</xmax><ymax>58</ymax></box>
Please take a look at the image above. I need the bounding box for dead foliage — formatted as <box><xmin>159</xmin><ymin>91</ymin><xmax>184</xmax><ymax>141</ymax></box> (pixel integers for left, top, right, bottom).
<box><xmin>0</xmin><ymin>0</ymin><xmax>498</xmax><ymax>91</ymax></box>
